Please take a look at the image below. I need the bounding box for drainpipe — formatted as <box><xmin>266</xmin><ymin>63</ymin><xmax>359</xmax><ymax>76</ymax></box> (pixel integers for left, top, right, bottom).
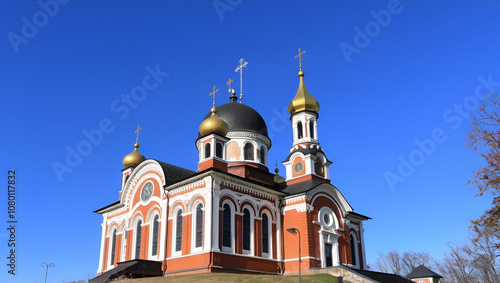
<box><xmin>162</xmin><ymin>185</ymin><xmax>170</xmax><ymax>274</ymax></box>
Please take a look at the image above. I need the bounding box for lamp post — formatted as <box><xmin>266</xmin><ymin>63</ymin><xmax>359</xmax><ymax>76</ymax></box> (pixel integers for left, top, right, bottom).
<box><xmin>41</xmin><ymin>262</ymin><xmax>55</xmax><ymax>283</ymax></box>
<box><xmin>286</xmin><ymin>228</ymin><xmax>301</xmax><ymax>283</ymax></box>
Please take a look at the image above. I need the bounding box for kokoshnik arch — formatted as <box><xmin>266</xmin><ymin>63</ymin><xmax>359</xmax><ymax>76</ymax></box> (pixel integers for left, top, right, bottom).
<box><xmin>93</xmin><ymin>54</ymin><xmax>370</xmax><ymax>277</ymax></box>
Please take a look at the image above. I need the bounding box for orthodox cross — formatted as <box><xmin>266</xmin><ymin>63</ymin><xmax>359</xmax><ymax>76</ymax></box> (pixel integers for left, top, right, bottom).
<box><xmin>135</xmin><ymin>124</ymin><xmax>142</xmax><ymax>143</ymax></box>
<box><xmin>294</xmin><ymin>48</ymin><xmax>306</xmax><ymax>70</ymax></box>
<box><xmin>226</xmin><ymin>78</ymin><xmax>233</xmax><ymax>92</ymax></box>
<box><xmin>234</xmin><ymin>58</ymin><xmax>248</xmax><ymax>103</ymax></box>
<box><xmin>209</xmin><ymin>85</ymin><xmax>219</xmax><ymax>107</ymax></box>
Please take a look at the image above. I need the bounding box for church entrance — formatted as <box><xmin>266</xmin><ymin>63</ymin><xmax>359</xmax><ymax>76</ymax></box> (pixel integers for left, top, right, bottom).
<box><xmin>324</xmin><ymin>243</ymin><xmax>333</xmax><ymax>267</ymax></box>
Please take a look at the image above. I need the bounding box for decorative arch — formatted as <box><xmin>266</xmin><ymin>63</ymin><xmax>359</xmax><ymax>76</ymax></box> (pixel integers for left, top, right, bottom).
<box><xmin>145</xmin><ymin>205</ymin><xmax>161</xmax><ymax>224</ymax></box>
<box><xmin>259</xmin><ymin>205</ymin><xmax>276</xmax><ymax>221</ymax></box>
<box><xmin>187</xmin><ymin>194</ymin><xmax>205</xmax><ymax>212</ymax></box>
<box><xmin>120</xmin><ymin>160</ymin><xmax>167</xmax><ymax>206</ymax></box>
<box><xmin>239</xmin><ymin>200</ymin><xmax>257</xmax><ymax>215</ymax></box>
<box><xmin>169</xmin><ymin>200</ymin><xmax>186</xmax><ymax>217</ymax></box>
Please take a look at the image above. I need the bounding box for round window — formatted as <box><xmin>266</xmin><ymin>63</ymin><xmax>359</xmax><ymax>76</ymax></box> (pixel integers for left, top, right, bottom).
<box><xmin>323</xmin><ymin>213</ymin><xmax>331</xmax><ymax>226</ymax></box>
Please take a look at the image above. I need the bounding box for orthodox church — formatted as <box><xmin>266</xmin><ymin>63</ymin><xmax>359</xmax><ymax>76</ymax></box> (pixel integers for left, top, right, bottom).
<box><xmin>92</xmin><ymin>53</ymin><xmax>370</xmax><ymax>279</ymax></box>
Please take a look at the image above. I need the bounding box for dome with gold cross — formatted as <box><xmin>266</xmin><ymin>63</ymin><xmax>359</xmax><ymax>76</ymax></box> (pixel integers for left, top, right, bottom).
<box><xmin>198</xmin><ymin>86</ymin><xmax>229</xmax><ymax>138</ymax></box>
<box><xmin>288</xmin><ymin>49</ymin><xmax>320</xmax><ymax>115</ymax></box>
<box><xmin>122</xmin><ymin>125</ymin><xmax>146</xmax><ymax>168</ymax></box>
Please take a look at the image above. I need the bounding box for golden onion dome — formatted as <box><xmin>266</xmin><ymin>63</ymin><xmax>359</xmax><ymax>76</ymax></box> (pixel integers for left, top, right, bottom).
<box><xmin>199</xmin><ymin>107</ymin><xmax>228</xmax><ymax>137</ymax></box>
<box><xmin>274</xmin><ymin>167</ymin><xmax>286</xmax><ymax>184</ymax></box>
<box><xmin>288</xmin><ymin>70</ymin><xmax>320</xmax><ymax>115</ymax></box>
<box><xmin>122</xmin><ymin>142</ymin><xmax>146</xmax><ymax>168</ymax></box>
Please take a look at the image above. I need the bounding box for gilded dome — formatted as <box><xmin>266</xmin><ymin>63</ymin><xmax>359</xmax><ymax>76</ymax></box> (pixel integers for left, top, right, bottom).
<box><xmin>122</xmin><ymin>142</ymin><xmax>146</xmax><ymax>168</ymax></box>
<box><xmin>199</xmin><ymin>107</ymin><xmax>229</xmax><ymax>137</ymax></box>
<box><xmin>274</xmin><ymin>168</ymin><xmax>286</xmax><ymax>184</ymax></box>
<box><xmin>288</xmin><ymin>70</ymin><xmax>320</xmax><ymax>115</ymax></box>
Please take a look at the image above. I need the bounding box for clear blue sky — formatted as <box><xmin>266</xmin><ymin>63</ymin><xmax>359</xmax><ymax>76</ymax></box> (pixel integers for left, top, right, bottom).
<box><xmin>1</xmin><ymin>1</ymin><xmax>499</xmax><ymax>282</ymax></box>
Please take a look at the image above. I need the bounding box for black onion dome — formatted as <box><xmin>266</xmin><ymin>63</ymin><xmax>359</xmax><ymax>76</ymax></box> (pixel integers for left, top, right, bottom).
<box><xmin>198</xmin><ymin>98</ymin><xmax>268</xmax><ymax>138</ymax></box>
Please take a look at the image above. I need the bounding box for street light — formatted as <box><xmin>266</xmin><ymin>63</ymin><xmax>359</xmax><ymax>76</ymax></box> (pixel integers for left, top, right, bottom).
<box><xmin>41</xmin><ymin>262</ymin><xmax>55</xmax><ymax>283</ymax></box>
<box><xmin>286</xmin><ymin>228</ymin><xmax>301</xmax><ymax>283</ymax></box>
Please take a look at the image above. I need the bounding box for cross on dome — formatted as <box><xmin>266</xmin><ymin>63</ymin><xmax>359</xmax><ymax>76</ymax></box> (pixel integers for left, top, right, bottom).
<box><xmin>294</xmin><ymin>48</ymin><xmax>306</xmax><ymax>70</ymax></box>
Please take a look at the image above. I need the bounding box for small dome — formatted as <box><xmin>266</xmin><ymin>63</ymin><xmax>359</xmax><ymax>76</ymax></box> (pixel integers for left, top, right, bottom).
<box><xmin>122</xmin><ymin>142</ymin><xmax>146</xmax><ymax>168</ymax></box>
<box><xmin>288</xmin><ymin>70</ymin><xmax>320</xmax><ymax>115</ymax></box>
<box><xmin>199</xmin><ymin>107</ymin><xmax>229</xmax><ymax>137</ymax></box>
<box><xmin>274</xmin><ymin>168</ymin><xmax>286</xmax><ymax>184</ymax></box>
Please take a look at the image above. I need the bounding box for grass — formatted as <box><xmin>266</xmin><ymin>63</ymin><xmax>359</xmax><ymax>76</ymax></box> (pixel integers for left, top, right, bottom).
<box><xmin>120</xmin><ymin>273</ymin><xmax>342</xmax><ymax>283</ymax></box>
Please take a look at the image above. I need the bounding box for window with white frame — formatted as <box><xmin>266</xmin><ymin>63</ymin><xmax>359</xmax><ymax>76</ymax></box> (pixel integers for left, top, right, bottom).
<box><xmin>222</xmin><ymin>202</ymin><xmax>235</xmax><ymax>252</ymax></box>
<box><xmin>350</xmin><ymin>233</ymin><xmax>358</xmax><ymax>267</ymax></box>
<box><xmin>121</xmin><ymin>226</ymin><xmax>127</xmax><ymax>261</ymax></box>
<box><xmin>192</xmin><ymin>202</ymin><xmax>204</xmax><ymax>251</ymax></box>
<box><xmin>242</xmin><ymin>208</ymin><xmax>253</xmax><ymax>254</ymax></box>
<box><xmin>151</xmin><ymin>215</ymin><xmax>159</xmax><ymax>256</ymax></box>
<box><xmin>262</xmin><ymin>212</ymin><xmax>272</xmax><ymax>258</ymax></box>
<box><xmin>309</xmin><ymin>120</ymin><xmax>315</xmax><ymax>139</ymax></box>
<box><xmin>216</xmin><ymin>142</ymin><xmax>223</xmax><ymax>158</ymax></box>
<box><xmin>174</xmin><ymin>209</ymin><xmax>183</xmax><ymax>254</ymax></box>
<box><xmin>260</xmin><ymin>146</ymin><xmax>266</xmax><ymax>164</ymax></box>
<box><xmin>134</xmin><ymin>220</ymin><xmax>142</xmax><ymax>259</ymax></box>
<box><xmin>244</xmin><ymin>143</ymin><xmax>254</xmax><ymax>161</ymax></box>
<box><xmin>204</xmin><ymin>143</ymin><xmax>211</xmax><ymax>159</ymax></box>
<box><xmin>297</xmin><ymin>121</ymin><xmax>303</xmax><ymax>139</ymax></box>
<box><xmin>108</xmin><ymin>228</ymin><xmax>117</xmax><ymax>267</ymax></box>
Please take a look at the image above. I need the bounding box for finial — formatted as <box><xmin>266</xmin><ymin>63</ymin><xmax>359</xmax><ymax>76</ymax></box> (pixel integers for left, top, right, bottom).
<box><xmin>294</xmin><ymin>48</ymin><xmax>306</xmax><ymax>71</ymax></box>
<box><xmin>275</xmin><ymin>161</ymin><xmax>279</xmax><ymax>174</ymax></box>
<box><xmin>135</xmin><ymin>124</ymin><xmax>142</xmax><ymax>143</ymax></box>
<box><xmin>209</xmin><ymin>85</ymin><xmax>219</xmax><ymax>107</ymax></box>
<box><xmin>234</xmin><ymin>58</ymin><xmax>248</xmax><ymax>104</ymax></box>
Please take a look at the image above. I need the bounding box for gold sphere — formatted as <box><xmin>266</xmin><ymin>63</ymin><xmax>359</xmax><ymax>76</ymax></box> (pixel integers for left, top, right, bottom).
<box><xmin>274</xmin><ymin>168</ymin><xmax>286</xmax><ymax>184</ymax></box>
<box><xmin>298</xmin><ymin>70</ymin><xmax>305</xmax><ymax>77</ymax></box>
<box><xmin>199</xmin><ymin>108</ymin><xmax>228</xmax><ymax>137</ymax></box>
<box><xmin>122</xmin><ymin>143</ymin><xmax>146</xmax><ymax>168</ymax></box>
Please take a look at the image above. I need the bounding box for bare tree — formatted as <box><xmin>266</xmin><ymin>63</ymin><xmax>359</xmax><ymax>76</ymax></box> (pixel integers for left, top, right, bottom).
<box><xmin>466</xmin><ymin>92</ymin><xmax>500</xmax><ymax>247</ymax></box>
<box><xmin>374</xmin><ymin>251</ymin><xmax>433</xmax><ymax>276</ymax></box>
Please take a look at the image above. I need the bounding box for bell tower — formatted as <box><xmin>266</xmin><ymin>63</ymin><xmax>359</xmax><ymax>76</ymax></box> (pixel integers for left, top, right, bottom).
<box><xmin>283</xmin><ymin>49</ymin><xmax>332</xmax><ymax>184</ymax></box>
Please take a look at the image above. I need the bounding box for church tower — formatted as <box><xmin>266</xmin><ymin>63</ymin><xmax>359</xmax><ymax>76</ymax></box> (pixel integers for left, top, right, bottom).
<box><xmin>283</xmin><ymin>49</ymin><xmax>332</xmax><ymax>184</ymax></box>
<box><xmin>196</xmin><ymin>86</ymin><xmax>229</xmax><ymax>172</ymax></box>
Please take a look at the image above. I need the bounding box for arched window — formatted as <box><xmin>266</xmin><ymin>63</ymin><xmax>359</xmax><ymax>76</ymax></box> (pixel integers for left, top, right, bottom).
<box><xmin>297</xmin><ymin>122</ymin><xmax>303</xmax><ymax>139</ymax></box>
<box><xmin>121</xmin><ymin>227</ymin><xmax>127</xmax><ymax>261</ymax></box>
<box><xmin>260</xmin><ymin>146</ymin><xmax>266</xmax><ymax>164</ymax></box>
<box><xmin>195</xmin><ymin>204</ymin><xmax>203</xmax><ymax>248</ymax></box>
<box><xmin>204</xmin><ymin>143</ymin><xmax>211</xmax><ymax>158</ymax></box>
<box><xmin>309</xmin><ymin>120</ymin><xmax>315</xmax><ymax>139</ymax></box>
<box><xmin>151</xmin><ymin>215</ymin><xmax>159</xmax><ymax>256</ymax></box>
<box><xmin>175</xmin><ymin>210</ymin><xmax>183</xmax><ymax>252</ymax></box>
<box><xmin>244</xmin><ymin>143</ymin><xmax>254</xmax><ymax>161</ymax></box>
<box><xmin>262</xmin><ymin>214</ymin><xmax>269</xmax><ymax>255</ymax></box>
<box><xmin>222</xmin><ymin>204</ymin><xmax>231</xmax><ymax>248</ymax></box>
<box><xmin>135</xmin><ymin>220</ymin><xmax>142</xmax><ymax>259</ymax></box>
<box><xmin>110</xmin><ymin>229</ymin><xmax>117</xmax><ymax>266</ymax></box>
<box><xmin>350</xmin><ymin>233</ymin><xmax>358</xmax><ymax>266</ymax></box>
<box><xmin>243</xmin><ymin>209</ymin><xmax>251</xmax><ymax>251</ymax></box>
<box><xmin>216</xmin><ymin>143</ymin><xmax>223</xmax><ymax>158</ymax></box>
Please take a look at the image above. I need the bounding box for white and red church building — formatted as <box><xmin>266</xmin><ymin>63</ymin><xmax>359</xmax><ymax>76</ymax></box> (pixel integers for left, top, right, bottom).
<box><xmin>91</xmin><ymin>62</ymin><xmax>370</xmax><ymax>280</ymax></box>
